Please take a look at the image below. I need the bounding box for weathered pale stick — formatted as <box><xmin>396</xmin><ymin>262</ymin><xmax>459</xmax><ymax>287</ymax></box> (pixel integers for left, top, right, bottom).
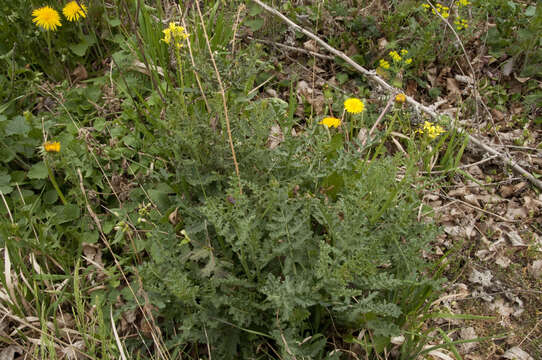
<box><xmin>253</xmin><ymin>0</ymin><xmax>542</xmax><ymax>190</ymax></box>
<box><xmin>363</xmin><ymin>95</ymin><xmax>395</xmax><ymax>147</ymax></box>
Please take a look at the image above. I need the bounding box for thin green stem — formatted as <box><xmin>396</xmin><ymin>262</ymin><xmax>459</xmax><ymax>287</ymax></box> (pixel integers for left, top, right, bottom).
<box><xmin>46</xmin><ymin>160</ymin><xmax>67</xmax><ymax>205</ymax></box>
<box><xmin>45</xmin><ymin>31</ymin><xmax>52</xmax><ymax>61</ymax></box>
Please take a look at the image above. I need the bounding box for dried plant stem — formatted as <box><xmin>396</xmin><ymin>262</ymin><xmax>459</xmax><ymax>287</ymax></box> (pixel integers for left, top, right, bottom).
<box><xmin>231</xmin><ymin>4</ymin><xmax>246</xmax><ymax>57</ymax></box>
<box><xmin>363</xmin><ymin>95</ymin><xmax>395</xmax><ymax>147</ymax></box>
<box><xmin>196</xmin><ymin>1</ymin><xmax>242</xmax><ymax>193</ymax></box>
<box><xmin>252</xmin><ymin>0</ymin><xmax>542</xmax><ymax>190</ymax></box>
<box><xmin>249</xmin><ymin>37</ymin><xmax>334</xmax><ymax>60</ymax></box>
<box><xmin>181</xmin><ymin>15</ymin><xmax>211</xmax><ymax>114</ymax></box>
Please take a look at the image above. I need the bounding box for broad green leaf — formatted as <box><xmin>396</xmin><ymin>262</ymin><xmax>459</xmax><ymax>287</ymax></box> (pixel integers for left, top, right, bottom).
<box><xmin>0</xmin><ymin>172</ymin><xmax>12</xmax><ymax>194</ymax></box>
<box><xmin>70</xmin><ymin>42</ymin><xmax>89</xmax><ymax>57</ymax></box>
<box><xmin>5</xmin><ymin>115</ymin><xmax>30</xmax><ymax>136</ymax></box>
<box><xmin>27</xmin><ymin>162</ymin><xmax>48</xmax><ymax>179</ymax></box>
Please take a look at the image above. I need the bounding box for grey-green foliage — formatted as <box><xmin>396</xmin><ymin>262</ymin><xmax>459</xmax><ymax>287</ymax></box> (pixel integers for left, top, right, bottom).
<box><xmin>139</xmin><ymin>97</ymin><xmax>441</xmax><ymax>359</ymax></box>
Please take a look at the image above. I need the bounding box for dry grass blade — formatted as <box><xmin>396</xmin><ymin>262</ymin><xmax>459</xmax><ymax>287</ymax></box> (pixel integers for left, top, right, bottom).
<box><xmin>3</xmin><ymin>248</ymin><xmax>17</xmax><ymax>309</ymax></box>
<box><xmin>111</xmin><ymin>306</ymin><xmax>128</xmax><ymax>360</ymax></box>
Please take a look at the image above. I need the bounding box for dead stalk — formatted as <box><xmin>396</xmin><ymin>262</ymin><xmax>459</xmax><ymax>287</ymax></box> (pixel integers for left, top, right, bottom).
<box><xmin>180</xmin><ymin>12</ymin><xmax>211</xmax><ymax>114</ymax></box>
<box><xmin>195</xmin><ymin>1</ymin><xmax>242</xmax><ymax>193</ymax></box>
<box><xmin>363</xmin><ymin>95</ymin><xmax>395</xmax><ymax>147</ymax></box>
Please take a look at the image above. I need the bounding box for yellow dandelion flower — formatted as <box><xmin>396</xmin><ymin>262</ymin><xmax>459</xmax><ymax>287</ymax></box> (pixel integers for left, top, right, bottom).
<box><xmin>162</xmin><ymin>22</ymin><xmax>189</xmax><ymax>49</ymax></box>
<box><xmin>379</xmin><ymin>59</ymin><xmax>390</xmax><ymax>69</ymax></box>
<box><xmin>43</xmin><ymin>141</ymin><xmax>61</xmax><ymax>153</ymax></box>
<box><xmin>395</xmin><ymin>93</ymin><xmax>406</xmax><ymax>104</ymax></box>
<box><xmin>32</xmin><ymin>6</ymin><xmax>62</xmax><ymax>31</ymax></box>
<box><xmin>319</xmin><ymin>117</ymin><xmax>341</xmax><ymax>128</ymax></box>
<box><xmin>62</xmin><ymin>1</ymin><xmax>87</xmax><ymax>22</ymax></box>
<box><xmin>344</xmin><ymin>98</ymin><xmax>365</xmax><ymax>114</ymax></box>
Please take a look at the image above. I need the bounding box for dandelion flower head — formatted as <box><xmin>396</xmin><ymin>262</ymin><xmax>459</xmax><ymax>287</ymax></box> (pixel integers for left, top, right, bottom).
<box><xmin>32</xmin><ymin>6</ymin><xmax>62</xmax><ymax>31</ymax></box>
<box><xmin>344</xmin><ymin>98</ymin><xmax>365</xmax><ymax>114</ymax></box>
<box><xmin>43</xmin><ymin>141</ymin><xmax>61</xmax><ymax>153</ymax></box>
<box><xmin>63</xmin><ymin>1</ymin><xmax>87</xmax><ymax>22</ymax></box>
<box><xmin>319</xmin><ymin>117</ymin><xmax>341</xmax><ymax>128</ymax></box>
<box><xmin>162</xmin><ymin>22</ymin><xmax>189</xmax><ymax>49</ymax></box>
<box><xmin>395</xmin><ymin>93</ymin><xmax>406</xmax><ymax>104</ymax></box>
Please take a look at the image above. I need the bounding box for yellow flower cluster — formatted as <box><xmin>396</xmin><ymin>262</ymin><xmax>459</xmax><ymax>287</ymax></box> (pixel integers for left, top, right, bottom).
<box><xmin>162</xmin><ymin>22</ymin><xmax>189</xmax><ymax>49</ymax></box>
<box><xmin>384</xmin><ymin>49</ymin><xmax>412</xmax><ymax>66</ymax></box>
<box><xmin>457</xmin><ymin>0</ymin><xmax>471</xmax><ymax>6</ymax></box>
<box><xmin>432</xmin><ymin>3</ymin><xmax>450</xmax><ymax>18</ymax></box>
<box><xmin>420</xmin><ymin>121</ymin><xmax>445</xmax><ymax>139</ymax></box>
<box><xmin>43</xmin><ymin>141</ymin><xmax>61</xmax><ymax>153</ymax></box>
<box><xmin>379</xmin><ymin>59</ymin><xmax>390</xmax><ymax>69</ymax></box>
<box><xmin>319</xmin><ymin>117</ymin><xmax>341</xmax><ymax>128</ymax></box>
<box><xmin>32</xmin><ymin>2</ymin><xmax>87</xmax><ymax>31</ymax></box>
<box><xmin>422</xmin><ymin>3</ymin><xmax>449</xmax><ymax>18</ymax></box>
<box><xmin>454</xmin><ymin>17</ymin><xmax>469</xmax><ymax>30</ymax></box>
<box><xmin>344</xmin><ymin>98</ymin><xmax>365</xmax><ymax>114</ymax></box>
<box><xmin>389</xmin><ymin>50</ymin><xmax>402</xmax><ymax>62</ymax></box>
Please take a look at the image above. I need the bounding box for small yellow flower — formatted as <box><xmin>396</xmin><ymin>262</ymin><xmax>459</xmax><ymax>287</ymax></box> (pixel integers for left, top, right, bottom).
<box><xmin>395</xmin><ymin>93</ymin><xmax>406</xmax><ymax>104</ymax></box>
<box><xmin>32</xmin><ymin>6</ymin><xmax>62</xmax><ymax>31</ymax></box>
<box><xmin>457</xmin><ymin>0</ymin><xmax>471</xmax><ymax>6</ymax></box>
<box><xmin>43</xmin><ymin>141</ymin><xmax>61</xmax><ymax>153</ymax></box>
<box><xmin>422</xmin><ymin>3</ymin><xmax>430</xmax><ymax>10</ymax></box>
<box><xmin>454</xmin><ymin>18</ymin><xmax>469</xmax><ymax>30</ymax></box>
<box><xmin>389</xmin><ymin>50</ymin><xmax>402</xmax><ymax>62</ymax></box>
<box><xmin>405</xmin><ymin>58</ymin><xmax>412</xmax><ymax>65</ymax></box>
<box><xmin>400</xmin><ymin>49</ymin><xmax>408</xmax><ymax>56</ymax></box>
<box><xmin>62</xmin><ymin>1</ymin><xmax>87</xmax><ymax>22</ymax></box>
<box><xmin>379</xmin><ymin>59</ymin><xmax>390</xmax><ymax>69</ymax></box>
<box><xmin>344</xmin><ymin>98</ymin><xmax>365</xmax><ymax>114</ymax></box>
<box><xmin>319</xmin><ymin>117</ymin><xmax>341</xmax><ymax>128</ymax></box>
<box><xmin>162</xmin><ymin>22</ymin><xmax>189</xmax><ymax>49</ymax></box>
<box><xmin>420</xmin><ymin>121</ymin><xmax>446</xmax><ymax>139</ymax></box>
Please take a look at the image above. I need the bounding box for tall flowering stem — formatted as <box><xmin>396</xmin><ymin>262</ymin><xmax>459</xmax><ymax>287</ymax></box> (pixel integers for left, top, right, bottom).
<box><xmin>46</xmin><ymin>160</ymin><xmax>67</xmax><ymax>205</ymax></box>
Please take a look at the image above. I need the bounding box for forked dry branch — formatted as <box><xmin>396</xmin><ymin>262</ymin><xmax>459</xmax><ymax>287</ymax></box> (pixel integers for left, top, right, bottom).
<box><xmin>252</xmin><ymin>0</ymin><xmax>542</xmax><ymax>190</ymax></box>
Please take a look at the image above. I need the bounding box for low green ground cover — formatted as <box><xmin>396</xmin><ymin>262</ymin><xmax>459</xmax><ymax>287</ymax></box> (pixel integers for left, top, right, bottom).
<box><xmin>0</xmin><ymin>0</ymin><xmax>539</xmax><ymax>358</ymax></box>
